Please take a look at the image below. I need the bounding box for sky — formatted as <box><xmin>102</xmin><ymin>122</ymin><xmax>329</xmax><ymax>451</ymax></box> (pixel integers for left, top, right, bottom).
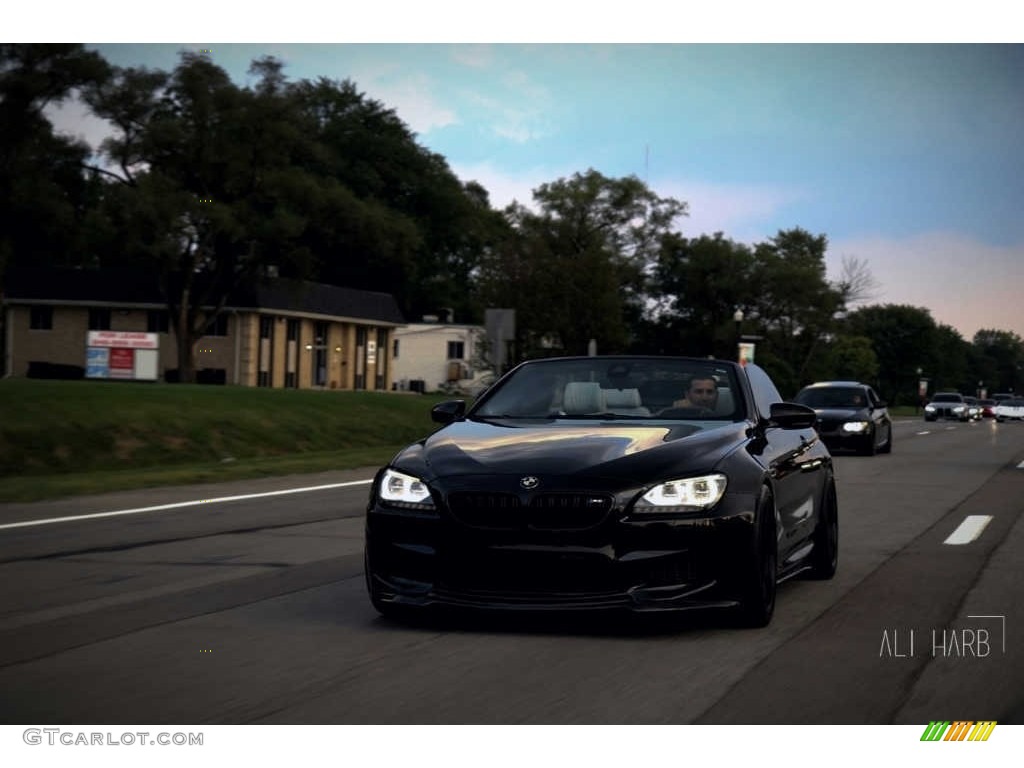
<box><xmin>19</xmin><ymin>4</ymin><xmax>1024</xmax><ymax>342</ymax></box>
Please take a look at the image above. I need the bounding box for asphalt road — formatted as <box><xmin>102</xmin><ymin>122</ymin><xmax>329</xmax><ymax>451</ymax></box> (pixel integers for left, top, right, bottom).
<box><xmin>1</xmin><ymin>417</ymin><xmax>1022</xmax><ymax>724</ymax></box>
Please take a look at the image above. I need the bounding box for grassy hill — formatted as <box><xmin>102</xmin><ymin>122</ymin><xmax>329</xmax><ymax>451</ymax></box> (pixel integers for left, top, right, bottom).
<box><xmin>0</xmin><ymin>379</ymin><xmax>450</xmax><ymax>502</ymax></box>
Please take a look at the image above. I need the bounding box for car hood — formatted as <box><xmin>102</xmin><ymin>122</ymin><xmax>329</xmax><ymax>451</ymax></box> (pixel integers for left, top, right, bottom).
<box><xmin>392</xmin><ymin>418</ymin><xmax>751</xmax><ymax>481</ymax></box>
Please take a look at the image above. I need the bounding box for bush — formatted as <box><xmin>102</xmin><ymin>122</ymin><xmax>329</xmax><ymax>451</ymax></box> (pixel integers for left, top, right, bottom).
<box><xmin>26</xmin><ymin>361</ymin><xmax>85</xmax><ymax>380</ymax></box>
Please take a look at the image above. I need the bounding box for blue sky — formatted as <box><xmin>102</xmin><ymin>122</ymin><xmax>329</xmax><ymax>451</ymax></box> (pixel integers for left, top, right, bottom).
<box><xmin>25</xmin><ymin>7</ymin><xmax>1024</xmax><ymax>341</ymax></box>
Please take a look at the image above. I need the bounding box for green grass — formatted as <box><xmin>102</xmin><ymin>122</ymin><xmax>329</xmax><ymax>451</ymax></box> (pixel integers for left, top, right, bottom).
<box><xmin>0</xmin><ymin>379</ymin><xmax>451</xmax><ymax>503</ymax></box>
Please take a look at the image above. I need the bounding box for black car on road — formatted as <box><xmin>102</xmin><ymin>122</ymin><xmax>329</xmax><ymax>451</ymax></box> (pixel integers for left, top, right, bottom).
<box><xmin>793</xmin><ymin>381</ymin><xmax>893</xmax><ymax>456</ymax></box>
<box><xmin>365</xmin><ymin>356</ymin><xmax>838</xmax><ymax>628</ymax></box>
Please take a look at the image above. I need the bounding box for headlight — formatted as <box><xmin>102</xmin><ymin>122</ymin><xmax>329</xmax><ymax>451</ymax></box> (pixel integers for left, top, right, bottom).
<box><xmin>953</xmin><ymin>405</ymin><xmax>965</xmax><ymax>413</ymax></box>
<box><xmin>841</xmin><ymin>421</ymin><xmax>870</xmax><ymax>433</ymax></box>
<box><xmin>378</xmin><ymin>469</ymin><xmax>434</xmax><ymax>508</ymax></box>
<box><xmin>924</xmin><ymin>405</ymin><xmax>935</xmax><ymax>412</ymax></box>
<box><xmin>634</xmin><ymin>474</ymin><xmax>727</xmax><ymax>513</ymax></box>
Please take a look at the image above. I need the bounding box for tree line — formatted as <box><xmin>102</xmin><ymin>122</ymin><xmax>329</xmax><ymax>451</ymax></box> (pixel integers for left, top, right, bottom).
<box><xmin>2</xmin><ymin>44</ymin><xmax>1022</xmax><ymax>401</ymax></box>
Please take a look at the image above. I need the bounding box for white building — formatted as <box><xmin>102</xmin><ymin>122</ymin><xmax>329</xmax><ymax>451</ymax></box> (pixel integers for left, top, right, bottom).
<box><xmin>391</xmin><ymin>321</ymin><xmax>489</xmax><ymax>393</ymax></box>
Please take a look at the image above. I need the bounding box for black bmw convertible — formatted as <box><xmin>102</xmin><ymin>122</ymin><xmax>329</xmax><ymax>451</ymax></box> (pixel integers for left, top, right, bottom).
<box><xmin>365</xmin><ymin>355</ymin><xmax>838</xmax><ymax>627</ymax></box>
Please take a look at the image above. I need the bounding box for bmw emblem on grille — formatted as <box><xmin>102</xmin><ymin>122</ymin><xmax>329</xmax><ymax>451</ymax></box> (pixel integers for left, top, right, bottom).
<box><xmin>520</xmin><ymin>476</ymin><xmax>540</xmax><ymax>490</ymax></box>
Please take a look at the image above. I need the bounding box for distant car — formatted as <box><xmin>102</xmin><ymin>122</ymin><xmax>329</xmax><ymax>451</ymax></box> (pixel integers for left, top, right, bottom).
<box><xmin>977</xmin><ymin>398</ymin><xmax>997</xmax><ymax>418</ymax></box>
<box><xmin>792</xmin><ymin>381</ymin><xmax>893</xmax><ymax>455</ymax></box>
<box><xmin>365</xmin><ymin>355</ymin><xmax>838</xmax><ymax>628</ymax></box>
<box><xmin>962</xmin><ymin>396</ymin><xmax>983</xmax><ymax>421</ymax></box>
<box><xmin>994</xmin><ymin>398</ymin><xmax>1024</xmax><ymax>422</ymax></box>
<box><xmin>992</xmin><ymin>393</ymin><xmax>1014</xmax><ymax>403</ymax></box>
<box><xmin>923</xmin><ymin>392</ymin><xmax>970</xmax><ymax>422</ymax></box>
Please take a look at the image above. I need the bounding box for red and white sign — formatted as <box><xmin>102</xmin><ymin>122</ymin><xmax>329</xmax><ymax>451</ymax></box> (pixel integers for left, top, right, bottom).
<box><xmin>87</xmin><ymin>331</ymin><xmax>160</xmax><ymax>349</ymax></box>
<box><xmin>108</xmin><ymin>347</ymin><xmax>135</xmax><ymax>378</ymax></box>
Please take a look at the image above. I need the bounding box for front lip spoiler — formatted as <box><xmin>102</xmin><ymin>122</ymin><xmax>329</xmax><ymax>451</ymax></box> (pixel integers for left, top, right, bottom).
<box><xmin>371</xmin><ymin>574</ymin><xmax>739</xmax><ymax>613</ymax></box>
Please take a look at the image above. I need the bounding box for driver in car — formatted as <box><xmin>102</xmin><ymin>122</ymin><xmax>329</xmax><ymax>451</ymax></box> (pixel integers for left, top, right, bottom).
<box><xmin>673</xmin><ymin>376</ymin><xmax>719</xmax><ymax>411</ymax></box>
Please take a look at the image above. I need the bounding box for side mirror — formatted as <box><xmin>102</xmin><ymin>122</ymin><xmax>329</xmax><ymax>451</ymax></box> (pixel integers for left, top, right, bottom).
<box><xmin>431</xmin><ymin>400</ymin><xmax>466</xmax><ymax>425</ymax></box>
<box><xmin>769</xmin><ymin>402</ymin><xmax>817</xmax><ymax>430</ymax></box>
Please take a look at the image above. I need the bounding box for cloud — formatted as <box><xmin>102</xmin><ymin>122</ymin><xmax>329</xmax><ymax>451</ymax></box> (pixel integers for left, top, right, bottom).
<box><xmin>653</xmin><ymin>178</ymin><xmax>807</xmax><ymax>242</ymax></box>
<box><xmin>828</xmin><ymin>232</ymin><xmax>1024</xmax><ymax>340</ymax></box>
<box><xmin>449</xmin><ymin>161</ymin><xmax>555</xmax><ymax>210</ymax></box>
<box><xmin>44</xmin><ymin>96</ymin><xmax>117</xmax><ymax>159</ymax></box>
<box><xmin>361</xmin><ymin>73</ymin><xmax>459</xmax><ymax>135</ymax></box>
<box><xmin>450</xmin><ymin>45</ymin><xmax>493</xmax><ymax>69</ymax></box>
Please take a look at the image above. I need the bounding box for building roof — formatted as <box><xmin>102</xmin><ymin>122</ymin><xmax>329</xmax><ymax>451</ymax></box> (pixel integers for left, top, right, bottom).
<box><xmin>2</xmin><ymin>268</ymin><xmax>405</xmax><ymax>326</ymax></box>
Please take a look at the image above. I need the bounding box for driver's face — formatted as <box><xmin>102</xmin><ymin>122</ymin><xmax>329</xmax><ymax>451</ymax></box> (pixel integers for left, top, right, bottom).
<box><xmin>687</xmin><ymin>379</ymin><xmax>718</xmax><ymax>408</ymax></box>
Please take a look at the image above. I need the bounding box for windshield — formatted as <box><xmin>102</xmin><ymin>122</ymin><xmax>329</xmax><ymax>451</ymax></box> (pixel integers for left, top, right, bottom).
<box><xmin>472</xmin><ymin>358</ymin><xmax>744</xmax><ymax>421</ymax></box>
<box><xmin>794</xmin><ymin>386</ymin><xmax>867</xmax><ymax>409</ymax></box>
<box><xmin>932</xmin><ymin>394</ymin><xmax>962</xmax><ymax>403</ymax></box>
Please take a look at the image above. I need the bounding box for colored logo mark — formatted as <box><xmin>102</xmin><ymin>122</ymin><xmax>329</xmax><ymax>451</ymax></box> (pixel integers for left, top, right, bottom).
<box><xmin>920</xmin><ymin>720</ymin><xmax>996</xmax><ymax>741</ymax></box>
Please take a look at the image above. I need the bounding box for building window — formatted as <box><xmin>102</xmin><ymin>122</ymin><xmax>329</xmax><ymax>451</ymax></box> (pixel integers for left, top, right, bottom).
<box><xmin>286</xmin><ymin>318</ymin><xmax>299</xmax><ymax>341</ymax></box>
<box><xmin>447</xmin><ymin>340</ymin><xmax>465</xmax><ymax>360</ymax></box>
<box><xmin>259</xmin><ymin>316</ymin><xmax>273</xmax><ymax>338</ymax></box>
<box><xmin>30</xmin><ymin>306</ymin><xmax>53</xmax><ymax>330</ymax></box>
<box><xmin>88</xmin><ymin>308</ymin><xmax>111</xmax><ymax>330</ymax></box>
<box><xmin>258</xmin><ymin>371</ymin><xmax>270</xmax><ymax>387</ymax></box>
<box><xmin>356</xmin><ymin>327</ymin><xmax>367</xmax><ymax>346</ymax></box>
<box><xmin>285</xmin><ymin>371</ymin><xmax>297</xmax><ymax>388</ymax></box>
<box><xmin>392</xmin><ymin>339</ymin><xmax>399</xmax><ymax>358</ymax></box>
<box><xmin>203</xmin><ymin>314</ymin><xmax>229</xmax><ymax>337</ymax></box>
<box><xmin>147</xmin><ymin>310</ymin><xmax>169</xmax><ymax>333</ymax></box>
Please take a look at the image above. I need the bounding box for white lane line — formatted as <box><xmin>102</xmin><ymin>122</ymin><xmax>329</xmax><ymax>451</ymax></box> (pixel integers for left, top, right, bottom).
<box><xmin>0</xmin><ymin>479</ymin><xmax>374</xmax><ymax>532</ymax></box>
<box><xmin>917</xmin><ymin>430</ymin><xmax>931</xmax><ymax>435</ymax></box>
<box><xmin>943</xmin><ymin>515</ymin><xmax>994</xmax><ymax>545</ymax></box>
<box><xmin>945</xmin><ymin>426</ymin><xmax>957</xmax><ymax>431</ymax></box>
<box><xmin>1017</xmin><ymin>460</ymin><xmax>1024</xmax><ymax>469</ymax></box>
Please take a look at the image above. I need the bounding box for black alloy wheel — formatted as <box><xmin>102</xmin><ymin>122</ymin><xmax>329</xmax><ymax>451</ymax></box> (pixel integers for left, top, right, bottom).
<box><xmin>860</xmin><ymin>429</ymin><xmax>878</xmax><ymax>456</ymax></box>
<box><xmin>808</xmin><ymin>477</ymin><xmax>838</xmax><ymax>580</ymax></box>
<box><xmin>736</xmin><ymin>486</ymin><xmax>778</xmax><ymax>628</ymax></box>
<box><xmin>879</xmin><ymin>424</ymin><xmax>893</xmax><ymax>454</ymax></box>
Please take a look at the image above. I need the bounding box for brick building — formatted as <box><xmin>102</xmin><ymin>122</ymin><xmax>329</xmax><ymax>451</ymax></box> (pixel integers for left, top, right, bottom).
<box><xmin>2</xmin><ymin>268</ymin><xmax>405</xmax><ymax>390</ymax></box>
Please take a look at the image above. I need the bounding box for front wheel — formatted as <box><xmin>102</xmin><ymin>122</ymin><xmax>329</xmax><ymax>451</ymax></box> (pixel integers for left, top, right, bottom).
<box><xmin>879</xmin><ymin>425</ymin><xmax>893</xmax><ymax>454</ymax></box>
<box><xmin>735</xmin><ymin>487</ymin><xmax>778</xmax><ymax>628</ymax></box>
<box><xmin>808</xmin><ymin>478</ymin><xmax>838</xmax><ymax>579</ymax></box>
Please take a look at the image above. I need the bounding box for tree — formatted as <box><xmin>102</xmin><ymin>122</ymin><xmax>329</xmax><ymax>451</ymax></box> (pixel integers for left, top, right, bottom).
<box><xmin>972</xmin><ymin>329</ymin><xmax>1024</xmax><ymax>394</ymax></box>
<box><xmin>843</xmin><ymin>304</ymin><xmax>939</xmax><ymax>404</ymax></box>
<box><xmin>833</xmin><ymin>254</ymin><xmax>881</xmax><ymax>307</ymax></box>
<box><xmin>84</xmin><ymin>53</ymin><xmax>313</xmax><ymax>382</ymax></box>
<box><xmin>642</xmin><ymin>232</ymin><xmax>754</xmax><ymax>357</ymax></box>
<box><xmin>1</xmin><ymin>44</ymin><xmax>110</xmax><ymax>274</ymax></box>
<box><xmin>288</xmin><ymin>77</ymin><xmax>502</xmax><ymax>324</ymax></box>
<box><xmin>476</xmin><ymin>169</ymin><xmax>687</xmax><ymax>359</ymax></box>
<box><xmin>817</xmin><ymin>335</ymin><xmax>880</xmax><ymax>386</ymax></box>
<box><xmin>745</xmin><ymin>228</ymin><xmax>844</xmax><ymax>395</ymax></box>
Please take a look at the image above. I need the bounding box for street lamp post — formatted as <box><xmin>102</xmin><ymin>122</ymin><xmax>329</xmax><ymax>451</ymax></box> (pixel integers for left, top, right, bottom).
<box><xmin>733</xmin><ymin>308</ymin><xmax>744</xmax><ymax>363</ymax></box>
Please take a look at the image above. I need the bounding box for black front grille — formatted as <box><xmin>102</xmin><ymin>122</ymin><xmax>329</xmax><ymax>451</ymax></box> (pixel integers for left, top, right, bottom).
<box><xmin>447</xmin><ymin>492</ymin><xmax>522</xmax><ymax>528</ymax></box>
<box><xmin>446</xmin><ymin>492</ymin><xmax>613</xmax><ymax>530</ymax></box>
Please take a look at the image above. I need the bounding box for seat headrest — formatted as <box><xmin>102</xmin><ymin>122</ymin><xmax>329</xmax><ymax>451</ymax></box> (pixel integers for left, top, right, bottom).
<box><xmin>562</xmin><ymin>381</ymin><xmax>606</xmax><ymax>414</ymax></box>
<box><xmin>603</xmin><ymin>387</ymin><xmax>642</xmax><ymax>408</ymax></box>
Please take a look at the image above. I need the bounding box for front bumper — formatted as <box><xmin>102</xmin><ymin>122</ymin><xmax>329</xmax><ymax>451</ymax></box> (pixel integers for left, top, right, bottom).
<box><xmin>366</xmin><ymin>489</ymin><xmax>758</xmax><ymax>613</ymax></box>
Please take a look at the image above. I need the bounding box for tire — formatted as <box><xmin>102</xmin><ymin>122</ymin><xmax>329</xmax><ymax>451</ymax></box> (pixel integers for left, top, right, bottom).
<box><xmin>735</xmin><ymin>487</ymin><xmax>778</xmax><ymax>628</ymax></box>
<box><xmin>809</xmin><ymin>477</ymin><xmax>838</xmax><ymax>580</ymax></box>
<box><xmin>879</xmin><ymin>425</ymin><xmax>893</xmax><ymax>454</ymax></box>
<box><xmin>859</xmin><ymin>431</ymin><xmax>878</xmax><ymax>456</ymax></box>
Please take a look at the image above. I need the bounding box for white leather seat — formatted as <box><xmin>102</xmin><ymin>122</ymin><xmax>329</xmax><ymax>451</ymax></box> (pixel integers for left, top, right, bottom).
<box><xmin>715</xmin><ymin>387</ymin><xmax>735</xmax><ymax>417</ymax></box>
<box><xmin>562</xmin><ymin>381</ymin><xmax>606</xmax><ymax>414</ymax></box>
<box><xmin>602</xmin><ymin>387</ymin><xmax>651</xmax><ymax>416</ymax></box>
